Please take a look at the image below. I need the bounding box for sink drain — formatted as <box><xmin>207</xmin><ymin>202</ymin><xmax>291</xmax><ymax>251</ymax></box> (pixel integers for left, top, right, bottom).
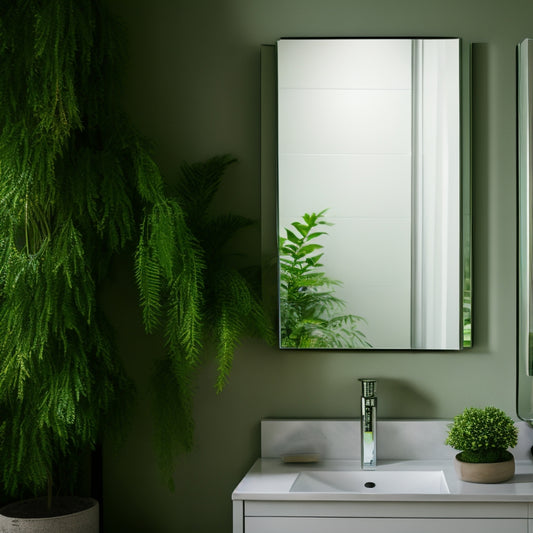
<box><xmin>364</xmin><ymin>482</ymin><xmax>376</xmax><ymax>488</ymax></box>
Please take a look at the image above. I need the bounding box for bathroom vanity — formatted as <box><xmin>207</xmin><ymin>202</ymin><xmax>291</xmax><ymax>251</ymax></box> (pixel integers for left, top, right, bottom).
<box><xmin>232</xmin><ymin>420</ymin><xmax>533</xmax><ymax>533</ymax></box>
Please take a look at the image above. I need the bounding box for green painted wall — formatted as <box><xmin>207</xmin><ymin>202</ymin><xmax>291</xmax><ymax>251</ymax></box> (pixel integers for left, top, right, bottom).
<box><xmin>103</xmin><ymin>0</ymin><xmax>527</xmax><ymax>531</ymax></box>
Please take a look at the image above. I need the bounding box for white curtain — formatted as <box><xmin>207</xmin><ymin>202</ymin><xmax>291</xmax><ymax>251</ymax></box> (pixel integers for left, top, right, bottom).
<box><xmin>411</xmin><ymin>39</ymin><xmax>461</xmax><ymax>349</ymax></box>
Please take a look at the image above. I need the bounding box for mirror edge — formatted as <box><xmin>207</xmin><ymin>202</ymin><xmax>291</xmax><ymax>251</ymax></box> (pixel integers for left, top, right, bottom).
<box><xmin>260</xmin><ymin>44</ymin><xmax>279</xmax><ymax>325</ymax></box>
<box><xmin>461</xmin><ymin>39</ymin><xmax>473</xmax><ymax>350</ymax></box>
<box><xmin>263</xmin><ymin>39</ymin><xmax>473</xmax><ymax>351</ymax></box>
<box><xmin>517</xmin><ymin>38</ymin><xmax>533</xmax><ymax>420</ymax></box>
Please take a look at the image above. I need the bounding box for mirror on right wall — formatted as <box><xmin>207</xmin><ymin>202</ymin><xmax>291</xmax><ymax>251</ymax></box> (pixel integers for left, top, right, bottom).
<box><xmin>518</xmin><ymin>38</ymin><xmax>533</xmax><ymax>421</ymax></box>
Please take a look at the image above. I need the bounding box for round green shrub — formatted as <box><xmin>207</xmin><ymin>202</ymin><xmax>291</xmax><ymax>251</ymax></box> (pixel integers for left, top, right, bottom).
<box><xmin>445</xmin><ymin>406</ymin><xmax>518</xmax><ymax>463</ymax></box>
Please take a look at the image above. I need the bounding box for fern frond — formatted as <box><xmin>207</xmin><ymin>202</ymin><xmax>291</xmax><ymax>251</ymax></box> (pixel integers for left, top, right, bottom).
<box><xmin>208</xmin><ymin>269</ymin><xmax>252</xmax><ymax>392</ymax></box>
<box><xmin>135</xmin><ymin>216</ymin><xmax>163</xmax><ymax>333</ymax></box>
<box><xmin>174</xmin><ymin>154</ymin><xmax>237</xmax><ymax>225</ymax></box>
<box><xmin>148</xmin><ymin>201</ymin><xmax>180</xmax><ymax>280</ymax></box>
<box><xmin>151</xmin><ymin>357</ymin><xmax>194</xmax><ymax>491</ymax></box>
<box><xmin>202</xmin><ymin>213</ymin><xmax>254</xmax><ymax>255</ymax></box>
<box><xmin>134</xmin><ymin>145</ymin><xmax>165</xmax><ymax>204</ymax></box>
<box><xmin>32</xmin><ymin>1</ymin><xmax>83</xmax><ymax>144</ymax></box>
<box><xmin>165</xmin><ymin>243</ymin><xmax>205</xmax><ymax>363</ymax></box>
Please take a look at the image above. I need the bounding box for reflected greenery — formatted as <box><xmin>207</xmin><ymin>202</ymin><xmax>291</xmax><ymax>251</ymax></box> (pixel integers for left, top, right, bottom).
<box><xmin>462</xmin><ymin>232</ymin><xmax>472</xmax><ymax>347</ymax></box>
<box><xmin>279</xmin><ymin>210</ymin><xmax>371</xmax><ymax>348</ymax></box>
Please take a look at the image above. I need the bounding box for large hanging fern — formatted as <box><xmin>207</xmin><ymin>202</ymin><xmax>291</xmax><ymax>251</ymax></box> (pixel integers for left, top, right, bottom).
<box><xmin>139</xmin><ymin>155</ymin><xmax>273</xmax><ymax>486</ymax></box>
<box><xmin>0</xmin><ymin>0</ymin><xmax>270</xmax><ymax>503</ymax></box>
<box><xmin>0</xmin><ymin>0</ymin><xmax>142</xmax><ymax>500</ymax></box>
<box><xmin>174</xmin><ymin>156</ymin><xmax>272</xmax><ymax>392</ymax></box>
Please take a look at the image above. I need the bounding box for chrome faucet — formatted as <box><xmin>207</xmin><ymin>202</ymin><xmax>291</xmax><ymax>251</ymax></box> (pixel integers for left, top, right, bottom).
<box><xmin>359</xmin><ymin>378</ymin><xmax>377</xmax><ymax>470</ymax></box>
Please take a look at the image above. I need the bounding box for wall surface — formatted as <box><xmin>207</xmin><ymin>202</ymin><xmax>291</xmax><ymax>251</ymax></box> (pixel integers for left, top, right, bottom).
<box><xmin>102</xmin><ymin>0</ymin><xmax>530</xmax><ymax>531</ymax></box>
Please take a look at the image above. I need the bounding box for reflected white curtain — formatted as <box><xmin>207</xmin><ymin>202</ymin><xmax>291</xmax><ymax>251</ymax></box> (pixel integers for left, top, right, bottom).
<box><xmin>411</xmin><ymin>40</ymin><xmax>461</xmax><ymax>349</ymax></box>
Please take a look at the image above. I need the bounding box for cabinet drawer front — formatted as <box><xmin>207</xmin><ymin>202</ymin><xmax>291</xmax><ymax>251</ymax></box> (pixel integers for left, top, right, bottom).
<box><xmin>245</xmin><ymin>517</ymin><xmax>527</xmax><ymax>533</ymax></box>
<box><xmin>244</xmin><ymin>500</ymin><xmax>528</xmax><ymax>518</ymax></box>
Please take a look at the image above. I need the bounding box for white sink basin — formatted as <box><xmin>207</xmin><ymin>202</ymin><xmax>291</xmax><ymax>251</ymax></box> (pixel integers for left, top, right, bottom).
<box><xmin>290</xmin><ymin>470</ymin><xmax>450</xmax><ymax>494</ymax></box>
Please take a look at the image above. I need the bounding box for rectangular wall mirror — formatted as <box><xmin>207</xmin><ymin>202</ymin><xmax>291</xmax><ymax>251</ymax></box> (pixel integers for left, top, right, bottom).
<box><xmin>276</xmin><ymin>38</ymin><xmax>471</xmax><ymax>350</ymax></box>
<box><xmin>518</xmin><ymin>38</ymin><xmax>533</xmax><ymax>420</ymax></box>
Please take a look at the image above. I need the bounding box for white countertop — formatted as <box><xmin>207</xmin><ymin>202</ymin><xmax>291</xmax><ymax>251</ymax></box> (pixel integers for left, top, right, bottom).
<box><xmin>232</xmin><ymin>458</ymin><xmax>533</xmax><ymax>502</ymax></box>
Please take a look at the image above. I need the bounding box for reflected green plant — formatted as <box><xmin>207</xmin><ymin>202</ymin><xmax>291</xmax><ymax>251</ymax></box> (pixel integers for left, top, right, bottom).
<box><xmin>279</xmin><ymin>210</ymin><xmax>371</xmax><ymax>349</ymax></box>
<box><xmin>462</xmin><ymin>230</ymin><xmax>472</xmax><ymax>347</ymax></box>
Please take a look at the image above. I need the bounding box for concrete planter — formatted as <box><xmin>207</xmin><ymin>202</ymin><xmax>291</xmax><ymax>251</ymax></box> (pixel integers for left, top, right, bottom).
<box><xmin>454</xmin><ymin>453</ymin><xmax>515</xmax><ymax>483</ymax></box>
<box><xmin>0</xmin><ymin>496</ymin><xmax>98</xmax><ymax>533</ymax></box>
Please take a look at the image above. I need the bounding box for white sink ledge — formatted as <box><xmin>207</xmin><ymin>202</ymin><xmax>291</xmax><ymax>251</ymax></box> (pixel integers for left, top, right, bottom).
<box><xmin>232</xmin><ymin>458</ymin><xmax>533</xmax><ymax>502</ymax></box>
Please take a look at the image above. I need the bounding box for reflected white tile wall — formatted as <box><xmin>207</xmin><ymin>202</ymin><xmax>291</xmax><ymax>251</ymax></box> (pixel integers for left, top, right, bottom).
<box><xmin>278</xmin><ymin>39</ymin><xmax>412</xmax><ymax>89</ymax></box>
<box><xmin>323</xmin><ymin>219</ymin><xmax>411</xmax><ymax>347</ymax></box>
<box><xmin>278</xmin><ymin>154</ymin><xmax>411</xmax><ymax>219</ymax></box>
<box><xmin>278</xmin><ymin>89</ymin><xmax>411</xmax><ymax>155</ymax></box>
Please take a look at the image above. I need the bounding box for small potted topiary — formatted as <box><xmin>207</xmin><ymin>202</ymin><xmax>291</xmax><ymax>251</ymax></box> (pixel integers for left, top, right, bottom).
<box><xmin>445</xmin><ymin>406</ymin><xmax>518</xmax><ymax>483</ymax></box>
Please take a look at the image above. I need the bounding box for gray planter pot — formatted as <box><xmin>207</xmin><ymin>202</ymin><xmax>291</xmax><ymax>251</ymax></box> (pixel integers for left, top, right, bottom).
<box><xmin>0</xmin><ymin>496</ymin><xmax>98</xmax><ymax>533</ymax></box>
<box><xmin>454</xmin><ymin>453</ymin><xmax>515</xmax><ymax>483</ymax></box>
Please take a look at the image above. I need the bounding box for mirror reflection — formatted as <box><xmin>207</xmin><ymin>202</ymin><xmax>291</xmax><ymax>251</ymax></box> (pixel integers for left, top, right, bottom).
<box><xmin>277</xmin><ymin>38</ymin><xmax>470</xmax><ymax>350</ymax></box>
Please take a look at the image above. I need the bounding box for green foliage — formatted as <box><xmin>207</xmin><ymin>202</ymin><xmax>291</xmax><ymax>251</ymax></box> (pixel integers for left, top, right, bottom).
<box><xmin>445</xmin><ymin>407</ymin><xmax>518</xmax><ymax>463</ymax></box>
<box><xmin>151</xmin><ymin>357</ymin><xmax>195</xmax><ymax>491</ymax></box>
<box><xmin>463</xmin><ymin>241</ymin><xmax>472</xmax><ymax>347</ymax></box>
<box><xmin>279</xmin><ymin>210</ymin><xmax>371</xmax><ymax>348</ymax></box>
<box><xmin>144</xmin><ymin>155</ymin><xmax>274</xmax><ymax>484</ymax></box>
<box><xmin>0</xmin><ymin>0</ymin><xmax>137</xmax><ymax>499</ymax></box>
<box><xmin>175</xmin><ymin>155</ymin><xmax>274</xmax><ymax>389</ymax></box>
<box><xmin>0</xmin><ymin>0</ymin><xmax>272</xmax><ymax>500</ymax></box>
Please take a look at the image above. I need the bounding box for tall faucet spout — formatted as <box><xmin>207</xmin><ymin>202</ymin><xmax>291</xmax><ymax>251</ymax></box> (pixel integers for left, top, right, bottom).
<box><xmin>359</xmin><ymin>378</ymin><xmax>377</xmax><ymax>470</ymax></box>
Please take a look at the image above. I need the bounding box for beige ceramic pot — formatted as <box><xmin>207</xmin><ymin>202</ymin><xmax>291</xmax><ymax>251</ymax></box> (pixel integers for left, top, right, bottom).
<box><xmin>454</xmin><ymin>453</ymin><xmax>515</xmax><ymax>483</ymax></box>
<box><xmin>0</xmin><ymin>496</ymin><xmax>98</xmax><ymax>533</ymax></box>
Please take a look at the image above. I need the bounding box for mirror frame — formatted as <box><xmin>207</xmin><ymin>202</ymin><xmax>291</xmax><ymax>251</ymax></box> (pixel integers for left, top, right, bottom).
<box><xmin>260</xmin><ymin>39</ymin><xmax>472</xmax><ymax>351</ymax></box>
<box><xmin>518</xmin><ymin>38</ymin><xmax>533</xmax><ymax>420</ymax></box>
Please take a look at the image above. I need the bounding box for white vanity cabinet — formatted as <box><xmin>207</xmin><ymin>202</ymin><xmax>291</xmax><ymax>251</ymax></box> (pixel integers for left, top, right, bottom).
<box><xmin>236</xmin><ymin>501</ymin><xmax>531</xmax><ymax>533</ymax></box>
<box><xmin>231</xmin><ymin>421</ymin><xmax>533</xmax><ymax>533</ymax></box>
